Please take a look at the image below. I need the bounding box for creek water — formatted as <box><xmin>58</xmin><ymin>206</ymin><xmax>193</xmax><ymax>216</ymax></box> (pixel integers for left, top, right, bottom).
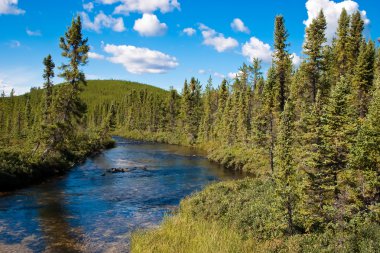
<box><xmin>0</xmin><ymin>137</ymin><xmax>242</xmax><ymax>252</ymax></box>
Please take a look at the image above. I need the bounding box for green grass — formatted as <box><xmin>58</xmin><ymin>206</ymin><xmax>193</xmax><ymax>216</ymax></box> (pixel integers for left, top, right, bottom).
<box><xmin>131</xmin><ymin>179</ymin><xmax>380</xmax><ymax>253</ymax></box>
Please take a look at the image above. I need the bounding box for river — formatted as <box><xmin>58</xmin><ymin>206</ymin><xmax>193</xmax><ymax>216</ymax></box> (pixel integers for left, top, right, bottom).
<box><xmin>0</xmin><ymin>137</ymin><xmax>242</xmax><ymax>252</ymax></box>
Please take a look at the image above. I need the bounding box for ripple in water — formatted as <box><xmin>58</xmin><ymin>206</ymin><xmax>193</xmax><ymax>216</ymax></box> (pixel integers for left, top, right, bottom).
<box><xmin>0</xmin><ymin>137</ymin><xmax>243</xmax><ymax>252</ymax></box>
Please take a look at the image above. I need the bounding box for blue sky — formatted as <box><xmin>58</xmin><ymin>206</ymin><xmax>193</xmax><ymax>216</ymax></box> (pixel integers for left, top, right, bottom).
<box><xmin>0</xmin><ymin>0</ymin><xmax>379</xmax><ymax>95</ymax></box>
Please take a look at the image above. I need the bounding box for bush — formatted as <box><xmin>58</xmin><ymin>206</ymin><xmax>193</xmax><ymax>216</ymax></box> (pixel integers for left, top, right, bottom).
<box><xmin>132</xmin><ymin>179</ymin><xmax>380</xmax><ymax>253</ymax></box>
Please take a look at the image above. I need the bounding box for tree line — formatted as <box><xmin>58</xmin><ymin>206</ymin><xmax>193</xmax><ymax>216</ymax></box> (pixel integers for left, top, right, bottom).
<box><xmin>84</xmin><ymin>9</ymin><xmax>379</xmax><ymax>233</ymax></box>
<box><xmin>1</xmin><ymin>9</ymin><xmax>379</xmax><ymax>233</ymax></box>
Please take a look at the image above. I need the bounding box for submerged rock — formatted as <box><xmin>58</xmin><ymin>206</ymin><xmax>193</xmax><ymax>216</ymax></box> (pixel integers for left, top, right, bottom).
<box><xmin>105</xmin><ymin>166</ymin><xmax>148</xmax><ymax>174</ymax></box>
<box><xmin>106</xmin><ymin>168</ymin><xmax>130</xmax><ymax>173</ymax></box>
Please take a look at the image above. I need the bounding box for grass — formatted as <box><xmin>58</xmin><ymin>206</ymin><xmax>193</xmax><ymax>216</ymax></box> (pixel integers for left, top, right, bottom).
<box><xmin>131</xmin><ymin>178</ymin><xmax>380</xmax><ymax>253</ymax></box>
<box><xmin>131</xmin><ymin>215</ymin><xmax>257</xmax><ymax>253</ymax></box>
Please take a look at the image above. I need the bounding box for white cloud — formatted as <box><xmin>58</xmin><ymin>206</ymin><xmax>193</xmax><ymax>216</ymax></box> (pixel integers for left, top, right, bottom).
<box><xmin>198</xmin><ymin>69</ymin><xmax>206</xmax><ymax>74</ymax></box>
<box><xmin>104</xmin><ymin>44</ymin><xmax>179</xmax><ymax>74</ymax></box>
<box><xmin>88</xmin><ymin>52</ymin><xmax>105</xmax><ymax>59</ymax></box>
<box><xmin>0</xmin><ymin>79</ymin><xmax>13</xmax><ymax>96</ymax></box>
<box><xmin>242</xmin><ymin>37</ymin><xmax>272</xmax><ymax>63</ymax></box>
<box><xmin>133</xmin><ymin>13</ymin><xmax>167</xmax><ymax>37</ymax></box>
<box><xmin>231</xmin><ymin>18</ymin><xmax>250</xmax><ymax>33</ymax></box>
<box><xmin>199</xmin><ymin>24</ymin><xmax>238</xmax><ymax>53</ymax></box>
<box><xmin>291</xmin><ymin>53</ymin><xmax>302</xmax><ymax>66</ymax></box>
<box><xmin>81</xmin><ymin>11</ymin><xmax>126</xmax><ymax>33</ymax></box>
<box><xmin>0</xmin><ymin>0</ymin><xmax>25</xmax><ymax>15</ymax></box>
<box><xmin>83</xmin><ymin>2</ymin><xmax>94</xmax><ymax>12</ymax></box>
<box><xmin>8</xmin><ymin>40</ymin><xmax>21</xmax><ymax>48</ymax></box>
<box><xmin>0</xmin><ymin>69</ymin><xmax>42</xmax><ymax>95</ymax></box>
<box><xmin>227</xmin><ymin>71</ymin><xmax>243</xmax><ymax>79</ymax></box>
<box><xmin>97</xmin><ymin>0</ymin><xmax>180</xmax><ymax>15</ymax></box>
<box><xmin>26</xmin><ymin>29</ymin><xmax>41</xmax><ymax>36</ymax></box>
<box><xmin>183</xmin><ymin>27</ymin><xmax>196</xmax><ymax>36</ymax></box>
<box><xmin>304</xmin><ymin>0</ymin><xmax>369</xmax><ymax>41</ymax></box>
<box><xmin>214</xmin><ymin>72</ymin><xmax>225</xmax><ymax>79</ymax></box>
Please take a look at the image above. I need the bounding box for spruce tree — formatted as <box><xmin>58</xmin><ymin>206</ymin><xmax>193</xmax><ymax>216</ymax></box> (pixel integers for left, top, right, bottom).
<box><xmin>167</xmin><ymin>87</ymin><xmax>179</xmax><ymax>132</ymax></box>
<box><xmin>275</xmin><ymin>99</ymin><xmax>298</xmax><ymax>233</ymax></box>
<box><xmin>213</xmin><ymin>79</ymin><xmax>229</xmax><ymax>141</ymax></box>
<box><xmin>348</xmin><ymin>11</ymin><xmax>364</xmax><ymax>71</ymax></box>
<box><xmin>262</xmin><ymin>67</ymin><xmax>278</xmax><ymax>174</ymax></box>
<box><xmin>303</xmin><ymin>10</ymin><xmax>327</xmax><ymax>103</ymax></box>
<box><xmin>303</xmin><ymin>92</ymin><xmax>335</xmax><ymax>231</ymax></box>
<box><xmin>352</xmin><ymin>40</ymin><xmax>376</xmax><ymax>118</ymax></box>
<box><xmin>99</xmin><ymin>103</ymin><xmax>117</xmax><ymax>142</ymax></box>
<box><xmin>334</xmin><ymin>8</ymin><xmax>351</xmax><ymax>77</ymax></box>
<box><xmin>198</xmin><ymin>76</ymin><xmax>213</xmax><ymax>143</ymax></box>
<box><xmin>324</xmin><ymin>77</ymin><xmax>355</xmax><ymax>207</ymax></box>
<box><xmin>350</xmin><ymin>80</ymin><xmax>380</xmax><ymax>213</ymax></box>
<box><xmin>42</xmin><ymin>15</ymin><xmax>89</xmax><ymax>159</ymax></box>
<box><xmin>42</xmin><ymin>54</ymin><xmax>55</xmax><ymax>123</ymax></box>
<box><xmin>273</xmin><ymin>15</ymin><xmax>291</xmax><ymax>112</ymax></box>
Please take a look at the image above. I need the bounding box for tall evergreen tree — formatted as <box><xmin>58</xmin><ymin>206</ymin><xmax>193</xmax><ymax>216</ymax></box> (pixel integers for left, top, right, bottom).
<box><xmin>303</xmin><ymin>92</ymin><xmax>335</xmax><ymax>230</ymax></box>
<box><xmin>334</xmin><ymin>8</ymin><xmax>351</xmax><ymax>77</ymax></box>
<box><xmin>42</xmin><ymin>54</ymin><xmax>55</xmax><ymax>123</ymax></box>
<box><xmin>167</xmin><ymin>87</ymin><xmax>179</xmax><ymax>132</ymax></box>
<box><xmin>273</xmin><ymin>15</ymin><xmax>292</xmax><ymax>112</ymax></box>
<box><xmin>43</xmin><ymin>15</ymin><xmax>89</xmax><ymax>158</ymax></box>
<box><xmin>348</xmin><ymin>11</ymin><xmax>364</xmax><ymax>71</ymax></box>
<box><xmin>350</xmin><ymin>80</ymin><xmax>380</xmax><ymax>213</ymax></box>
<box><xmin>352</xmin><ymin>40</ymin><xmax>376</xmax><ymax>118</ymax></box>
<box><xmin>198</xmin><ymin>76</ymin><xmax>213</xmax><ymax>143</ymax></box>
<box><xmin>263</xmin><ymin>67</ymin><xmax>278</xmax><ymax>174</ymax></box>
<box><xmin>324</xmin><ymin>77</ymin><xmax>354</xmax><ymax>204</ymax></box>
<box><xmin>303</xmin><ymin>10</ymin><xmax>327</xmax><ymax>103</ymax></box>
<box><xmin>275</xmin><ymin>99</ymin><xmax>298</xmax><ymax>233</ymax></box>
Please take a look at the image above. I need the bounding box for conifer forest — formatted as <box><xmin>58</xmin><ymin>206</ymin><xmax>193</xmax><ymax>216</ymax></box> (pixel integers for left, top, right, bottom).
<box><xmin>1</xmin><ymin>4</ymin><xmax>380</xmax><ymax>253</ymax></box>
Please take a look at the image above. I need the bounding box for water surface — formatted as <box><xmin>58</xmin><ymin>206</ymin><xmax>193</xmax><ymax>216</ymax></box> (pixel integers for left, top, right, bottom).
<box><xmin>0</xmin><ymin>137</ymin><xmax>241</xmax><ymax>252</ymax></box>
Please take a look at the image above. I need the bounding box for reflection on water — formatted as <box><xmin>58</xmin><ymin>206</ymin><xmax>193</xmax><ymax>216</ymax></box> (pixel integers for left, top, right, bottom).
<box><xmin>0</xmin><ymin>137</ymin><xmax>243</xmax><ymax>252</ymax></box>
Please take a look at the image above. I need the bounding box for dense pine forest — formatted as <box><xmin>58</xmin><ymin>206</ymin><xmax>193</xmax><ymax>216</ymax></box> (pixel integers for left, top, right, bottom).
<box><xmin>1</xmin><ymin>8</ymin><xmax>380</xmax><ymax>253</ymax></box>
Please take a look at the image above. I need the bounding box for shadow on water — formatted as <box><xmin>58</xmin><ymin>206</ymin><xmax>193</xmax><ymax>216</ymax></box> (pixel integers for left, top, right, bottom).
<box><xmin>0</xmin><ymin>137</ymin><xmax>244</xmax><ymax>252</ymax></box>
<box><xmin>35</xmin><ymin>187</ymin><xmax>84</xmax><ymax>253</ymax></box>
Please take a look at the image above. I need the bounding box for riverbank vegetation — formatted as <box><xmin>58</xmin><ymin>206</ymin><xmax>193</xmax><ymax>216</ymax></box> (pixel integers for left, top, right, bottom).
<box><xmin>0</xmin><ymin>17</ymin><xmax>116</xmax><ymax>191</ymax></box>
<box><xmin>1</xmin><ymin>7</ymin><xmax>379</xmax><ymax>252</ymax></box>
<box><xmin>129</xmin><ymin>10</ymin><xmax>380</xmax><ymax>252</ymax></box>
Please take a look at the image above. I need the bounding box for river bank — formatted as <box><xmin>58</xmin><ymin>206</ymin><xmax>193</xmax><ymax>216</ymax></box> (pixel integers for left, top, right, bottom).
<box><xmin>0</xmin><ymin>137</ymin><xmax>239</xmax><ymax>252</ymax></box>
<box><xmin>0</xmin><ymin>138</ymin><xmax>115</xmax><ymax>192</ymax></box>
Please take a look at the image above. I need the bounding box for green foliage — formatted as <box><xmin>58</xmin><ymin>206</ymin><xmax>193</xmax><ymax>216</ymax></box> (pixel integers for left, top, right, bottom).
<box><xmin>303</xmin><ymin>10</ymin><xmax>327</xmax><ymax>103</ymax></box>
<box><xmin>132</xmin><ymin>179</ymin><xmax>380</xmax><ymax>253</ymax></box>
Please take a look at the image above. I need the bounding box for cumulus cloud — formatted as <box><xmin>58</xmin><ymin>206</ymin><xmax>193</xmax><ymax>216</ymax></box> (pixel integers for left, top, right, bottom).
<box><xmin>0</xmin><ymin>0</ymin><xmax>25</xmax><ymax>15</ymax></box>
<box><xmin>133</xmin><ymin>13</ymin><xmax>167</xmax><ymax>37</ymax></box>
<box><xmin>88</xmin><ymin>52</ymin><xmax>105</xmax><ymax>59</ymax></box>
<box><xmin>242</xmin><ymin>37</ymin><xmax>272</xmax><ymax>63</ymax></box>
<box><xmin>97</xmin><ymin>0</ymin><xmax>180</xmax><ymax>15</ymax></box>
<box><xmin>227</xmin><ymin>71</ymin><xmax>243</xmax><ymax>79</ymax></box>
<box><xmin>214</xmin><ymin>72</ymin><xmax>225</xmax><ymax>79</ymax></box>
<box><xmin>291</xmin><ymin>53</ymin><xmax>302</xmax><ymax>66</ymax></box>
<box><xmin>199</xmin><ymin>24</ymin><xmax>238</xmax><ymax>53</ymax></box>
<box><xmin>103</xmin><ymin>44</ymin><xmax>179</xmax><ymax>74</ymax></box>
<box><xmin>304</xmin><ymin>0</ymin><xmax>369</xmax><ymax>41</ymax></box>
<box><xmin>198</xmin><ymin>69</ymin><xmax>206</xmax><ymax>74</ymax></box>
<box><xmin>183</xmin><ymin>27</ymin><xmax>196</xmax><ymax>36</ymax></box>
<box><xmin>231</xmin><ymin>18</ymin><xmax>250</xmax><ymax>33</ymax></box>
<box><xmin>83</xmin><ymin>2</ymin><xmax>94</xmax><ymax>12</ymax></box>
<box><xmin>81</xmin><ymin>11</ymin><xmax>126</xmax><ymax>33</ymax></box>
<box><xmin>26</xmin><ymin>29</ymin><xmax>41</xmax><ymax>36</ymax></box>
